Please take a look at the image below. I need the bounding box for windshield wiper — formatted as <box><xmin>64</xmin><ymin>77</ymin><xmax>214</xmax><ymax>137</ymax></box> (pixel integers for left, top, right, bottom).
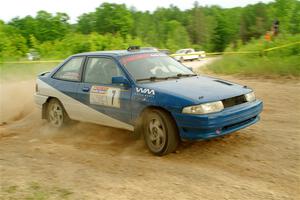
<box><xmin>177</xmin><ymin>73</ymin><xmax>197</xmax><ymax>77</ymax></box>
<box><xmin>167</xmin><ymin>73</ymin><xmax>197</xmax><ymax>79</ymax></box>
<box><xmin>136</xmin><ymin>76</ymin><xmax>169</xmax><ymax>82</ymax></box>
<box><xmin>136</xmin><ymin>74</ymin><xmax>197</xmax><ymax>82</ymax></box>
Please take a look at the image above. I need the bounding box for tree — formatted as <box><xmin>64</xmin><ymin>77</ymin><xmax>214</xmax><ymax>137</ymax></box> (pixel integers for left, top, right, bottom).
<box><xmin>0</xmin><ymin>22</ymin><xmax>28</xmax><ymax>59</ymax></box>
<box><xmin>1</xmin><ymin>0</ymin><xmax>299</xmax><ymax>61</ymax></box>
<box><xmin>187</xmin><ymin>3</ymin><xmax>209</xmax><ymax>46</ymax></box>
<box><xmin>77</xmin><ymin>13</ymin><xmax>96</xmax><ymax>34</ymax></box>
<box><xmin>166</xmin><ymin>20</ymin><xmax>190</xmax><ymax>52</ymax></box>
<box><xmin>211</xmin><ymin>14</ymin><xmax>231</xmax><ymax>52</ymax></box>
<box><xmin>93</xmin><ymin>3</ymin><xmax>133</xmax><ymax>37</ymax></box>
<box><xmin>272</xmin><ymin>0</ymin><xmax>296</xmax><ymax>34</ymax></box>
<box><xmin>289</xmin><ymin>1</ymin><xmax>300</xmax><ymax>34</ymax></box>
<box><xmin>9</xmin><ymin>11</ymin><xmax>70</xmax><ymax>42</ymax></box>
<box><xmin>35</xmin><ymin>11</ymin><xmax>70</xmax><ymax>41</ymax></box>
<box><xmin>239</xmin><ymin>3</ymin><xmax>270</xmax><ymax>43</ymax></box>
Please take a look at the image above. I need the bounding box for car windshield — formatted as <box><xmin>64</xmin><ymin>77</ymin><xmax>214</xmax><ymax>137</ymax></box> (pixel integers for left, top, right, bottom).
<box><xmin>120</xmin><ymin>53</ymin><xmax>195</xmax><ymax>82</ymax></box>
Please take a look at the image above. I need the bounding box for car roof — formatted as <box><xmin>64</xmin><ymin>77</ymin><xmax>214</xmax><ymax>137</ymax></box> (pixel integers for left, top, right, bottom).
<box><xmin>179</xmin><ymin>48</ymin><xmax>192</xmax><ymax>51</ymax></box>
<box><xmin>73</xmin><ymin>50</ymin><xmax>159</xmax><ymax>58</ymax></box>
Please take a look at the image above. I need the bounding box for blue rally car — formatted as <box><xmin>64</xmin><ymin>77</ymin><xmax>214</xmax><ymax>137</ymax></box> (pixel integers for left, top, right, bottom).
<box><xmin>34</xmin><ymin>47</ymin><xmax>263</xmax><ymax>155</ymax></box>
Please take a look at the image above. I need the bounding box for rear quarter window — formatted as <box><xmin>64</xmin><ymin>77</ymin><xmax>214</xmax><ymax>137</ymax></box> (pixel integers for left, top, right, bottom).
<box><xmin>53</xmin><ymin>57</ymin><xmax>84</xmax><ymax>81</ymax></box>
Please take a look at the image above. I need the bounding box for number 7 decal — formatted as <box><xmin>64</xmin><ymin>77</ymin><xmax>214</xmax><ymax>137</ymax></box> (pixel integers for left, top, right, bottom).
<box><xmin>90</xmin><ymin>86</ymin><xmax>120</xmax><ymax>108</ymax></box>
<box><xmin>108</xmin><ymin>88</ymin><xmax>120</xmax><ymax>108</ymax></box>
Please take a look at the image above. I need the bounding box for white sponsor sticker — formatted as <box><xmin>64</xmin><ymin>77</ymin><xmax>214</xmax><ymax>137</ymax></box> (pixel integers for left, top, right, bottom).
<box><xmin>136</xmin><ymin>87</ymin><xmax>155</xmax><ymax>95</ymax></box>
<box><xmin>90</xmin><ymin>86</ymin><xmax>120</xmax><ymax>108</ymax></box>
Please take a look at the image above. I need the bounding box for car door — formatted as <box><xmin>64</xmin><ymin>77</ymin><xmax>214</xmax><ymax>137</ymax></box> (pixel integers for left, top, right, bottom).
<box><xmin>77</xmin><ymin>56</ymin><xmax>133</xmax><ymax>126</ymax></box>
<box><xmin>51</xmin><ymin>56</ymin><xmax>85</xmax><ymax>119</ymax></box>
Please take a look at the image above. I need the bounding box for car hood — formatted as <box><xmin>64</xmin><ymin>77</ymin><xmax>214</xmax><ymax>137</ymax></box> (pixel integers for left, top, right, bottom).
<box><xmin>138</xmin><ymin>75</ymin><xmax>252</xmax><ymax>104</ymax></box>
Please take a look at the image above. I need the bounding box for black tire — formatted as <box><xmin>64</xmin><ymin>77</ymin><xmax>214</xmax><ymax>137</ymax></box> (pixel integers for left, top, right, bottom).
<box><xmin>46</xmin><ymin>98</ymin><xmax>69</xmax><ymax>128</ymax></box>
<box><xmin>143</xmin><ymin>109</ymin><xmax>179</xmax><ymax>156</ymax></box>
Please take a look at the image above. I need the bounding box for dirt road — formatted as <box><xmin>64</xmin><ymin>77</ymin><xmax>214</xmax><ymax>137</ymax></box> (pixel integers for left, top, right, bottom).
<box><xmin>0</xmin><ymin>61</ymin><xmax>299</xmax><ymax>199</ymax></box>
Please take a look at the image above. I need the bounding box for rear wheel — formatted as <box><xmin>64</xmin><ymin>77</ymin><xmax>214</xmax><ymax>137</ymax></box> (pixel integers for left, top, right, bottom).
<box><xmin>143</xmin><ymin>109</ymin><xmax>179</xmax><ymax>156</ymax></box>
<box><xmin>47</xmin><ymin>98</ymin><xmax>69</xmax><ymax>128</ymax></box>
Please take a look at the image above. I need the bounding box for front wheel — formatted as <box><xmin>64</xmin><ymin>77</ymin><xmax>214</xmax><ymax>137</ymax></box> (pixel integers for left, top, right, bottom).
<box><xmin>143</xmin><ymin>109</ymin><xmax>179</xmax><ymax>156</ymax></box>
<box><xmin>47</xmin><ymin>98</ymin><xmax>69</xmax><ymax>128</ymax></box>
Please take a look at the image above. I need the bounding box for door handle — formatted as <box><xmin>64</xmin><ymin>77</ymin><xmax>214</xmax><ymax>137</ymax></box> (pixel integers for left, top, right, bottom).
<box><xmin>82</xmin><ymin>86</ymin><xmax>90</xmax><ymax>92</ymax></box>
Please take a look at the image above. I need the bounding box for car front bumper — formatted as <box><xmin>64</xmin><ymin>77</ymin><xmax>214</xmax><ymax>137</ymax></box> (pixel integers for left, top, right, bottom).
<box><xmin>172</xmin><ymin>100</ymin><xmax>263</xmax><ymax>140</ymax></box>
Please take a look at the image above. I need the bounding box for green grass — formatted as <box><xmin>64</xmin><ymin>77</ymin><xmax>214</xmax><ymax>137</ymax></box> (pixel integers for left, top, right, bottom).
<box><xmin>208</xmin><ymin>55</ymin><xmax>300</xmax><ymax>77</ymax></box>
<box><xmin>208</xmin><ymin>34</ymin><xmax>300</xmax><ymax>77</ymax></box>
<box><xmin>1</xmin><ymin>182</ymin><xmax>73</xmax><ymax>200</ymax></box>
<box><xmin>3</xmin><ymin>185</ymin><xmax>18</xmax><ymax>194</ymax></box>
<box><xmin>0</xmin><ymin>62</ymin><xmax>60</xmax><ymax>81</ymax></box>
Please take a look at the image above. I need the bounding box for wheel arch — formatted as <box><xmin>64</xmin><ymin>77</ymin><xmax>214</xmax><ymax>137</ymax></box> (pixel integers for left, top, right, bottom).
<box><xmin>139</xmin><ymin>105</ymin><xmax>172</xmax><ymax>118</ymax></box>
<box><xmin>133</xmin><ymin>105</ymin><xmax>178</xmax><ymax>138</ymax></box>
<box><xmin>41</xmin><ymin>96</ymin><xmax>60</xmax><ymax>119</ymax></box>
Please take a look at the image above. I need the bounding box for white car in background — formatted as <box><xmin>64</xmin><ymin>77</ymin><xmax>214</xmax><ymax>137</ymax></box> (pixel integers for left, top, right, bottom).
<box><xmin>174</xmin><ymin>48</ymin><xmax>206</xmax><ymax>62</ymax></box>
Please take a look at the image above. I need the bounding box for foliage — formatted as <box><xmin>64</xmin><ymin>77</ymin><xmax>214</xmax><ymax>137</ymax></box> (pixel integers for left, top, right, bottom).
<box><xmin>0</xmin><ymin>22</ymin><xmax>28</xmax><ymax>60</ymax></box>
<box><xmin>34</xmin><ymin>32</ymin><xmax>145</xmax><ymax>59</ymax></box>
<box><xmin>208</xmin><ymin>34</ymin><xmax>300</xmax><ymax>76</ymax></box>
<box><xmin>227</xmin><ymin>34</ymin><xmax>300</xmax><ymax>56</ymax></box>
<box><xmin>165</xmin><ymin>20</ymin><xmax>190</xmax><ymax>52</ymax></box>
<box><xmin>0</xmin><ymin>0</ymin><xmax>299</xmax><ymax>60</ymax></box>
<box><xmin>77</xmin><ymin>3</ymin><xmax>133</xmax><ymax>37</ymax></box>
<box><xmin>209</xmin><ymin>55</ymin><xmax>300</xmax><ymax>76</ymax></box>
<box><xmin>211</xmin><ymin>13</ymin><xmax>231</xmax><ymax>52</ymax></box>
<box><xmin>9</xmin><ymin>11</ymin><xmax>70</xmax><ymax>42</ymax></box>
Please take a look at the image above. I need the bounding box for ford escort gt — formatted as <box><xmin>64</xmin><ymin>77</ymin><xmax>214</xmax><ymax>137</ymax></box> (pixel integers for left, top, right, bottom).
<box><xmin>34</xmin><ymin>47</ymin><xmax>263</xmax><ymax>156</ymax></box>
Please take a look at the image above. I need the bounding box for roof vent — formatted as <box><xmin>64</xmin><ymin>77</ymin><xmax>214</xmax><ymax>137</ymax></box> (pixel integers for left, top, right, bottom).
<box><xmin>127</xmin><ymin>46</ymin><xmax>140</xmax><ymax>51</ymax></box>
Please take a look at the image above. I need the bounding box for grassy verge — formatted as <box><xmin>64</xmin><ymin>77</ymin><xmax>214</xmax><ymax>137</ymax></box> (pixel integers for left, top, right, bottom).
<box><xmin>1</xmin><ymin>182</ymin><xmax>73</xmax><ymax>200</ymax></box>
<box><xmin>208</xmin><ymin>55</ymin><xmax>300</xmax><ymax>77</ymax></box>
<box><xmin>0</xmin><ymin>62</ymin><xmax>60</xmax><ymax>81</ymax></box>
<box><xmin>208</xmin><ymin>34</ymin><xmax>300</xmax><ymax>77</ymax></box>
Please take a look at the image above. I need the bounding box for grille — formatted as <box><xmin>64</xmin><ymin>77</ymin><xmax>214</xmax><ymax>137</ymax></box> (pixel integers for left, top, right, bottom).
<box><xmin>223</xmin><ymin>116</ymin><xmax>257</xmax><ymax>130</ymax></box>
<box><xmin>222</xmin><ymin>95</ymin><xmax>247</xmax><ymax>108</ymax></box>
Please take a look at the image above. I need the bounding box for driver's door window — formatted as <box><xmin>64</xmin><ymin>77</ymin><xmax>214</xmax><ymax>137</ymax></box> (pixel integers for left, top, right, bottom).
<box><xmin>84</xmin><ymin>57</ymin><xmax>124</xmax><ymax>84</ymax></box>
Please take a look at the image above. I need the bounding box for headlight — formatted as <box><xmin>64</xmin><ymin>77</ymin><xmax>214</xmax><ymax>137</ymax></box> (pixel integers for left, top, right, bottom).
<box><xmin>182</xmin><ymin>101</ymin><xmax>224</xmax><ymax>114</ymax></box>
<box><xmin>245</xmin><ymin>92</ymin><xmax>256</xmax><ymax>102</ymax></box>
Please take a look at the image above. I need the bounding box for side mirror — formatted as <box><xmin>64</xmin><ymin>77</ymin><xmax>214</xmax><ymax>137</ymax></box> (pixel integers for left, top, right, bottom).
<box><xmin>112</xmin><ymin>76</ymin><xmax>130</xmax><ymax>87</ymax></box>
